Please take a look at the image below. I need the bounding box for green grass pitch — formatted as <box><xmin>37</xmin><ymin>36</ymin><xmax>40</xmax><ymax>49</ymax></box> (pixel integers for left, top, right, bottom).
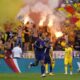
<box><xmin>0</xmin><ymin>73</ymin><xmax>80</xmax><ymax>80</ymax></box>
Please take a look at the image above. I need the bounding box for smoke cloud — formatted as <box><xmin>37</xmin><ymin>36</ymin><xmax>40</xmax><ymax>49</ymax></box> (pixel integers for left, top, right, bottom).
<box><xmin>17</xmin><ymin>0</ymin><xmax>66</xmax><ymax>35</ymax></box>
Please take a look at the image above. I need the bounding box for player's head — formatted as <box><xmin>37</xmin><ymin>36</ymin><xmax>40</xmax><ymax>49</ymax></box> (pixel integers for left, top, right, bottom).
<box><xmin>61</xmin><ymin>41</ymin><xmax>66</xmax><ymax>48</ymax></box>
<box><xmin>38</xmin><ymin>33</ymin><xmax>42</xmax><ymax>38</ymax></box>
<box><xmin>16</xmin><ymin>43</ymin><xmax>21</xmax><ymax>48</ymax></box>
<box><xmin>42</xmin><ymin>32</ymin><xmax>46</xmax><ymax>39</ymax></box>
<box><xmin>38</xmin><ymin>32</ymin><xmax>45</xmax><ymax>40</ymax></box>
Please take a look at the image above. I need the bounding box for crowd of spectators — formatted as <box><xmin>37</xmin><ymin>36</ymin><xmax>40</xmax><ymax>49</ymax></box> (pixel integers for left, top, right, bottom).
<box><xmin>0</xmin><ymin>21</ymin><xmax>80</xmax><ymax>53</ymax></box>
<box><xmin>0</xmin><ymin>1</ymin><xmax>80</xmax><ymax>52</ymax></box>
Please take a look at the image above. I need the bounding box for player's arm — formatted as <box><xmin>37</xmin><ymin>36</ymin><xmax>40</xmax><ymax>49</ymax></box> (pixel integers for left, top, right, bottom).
<box><xmin>34</xmin><ymin>41</ymin><xmax>39</xmax><ymax>48</ymax></box>
<box><xmin>34</xmin><ymin>41</ymin><xmax>42</xmax><ymax>49</ymax></box>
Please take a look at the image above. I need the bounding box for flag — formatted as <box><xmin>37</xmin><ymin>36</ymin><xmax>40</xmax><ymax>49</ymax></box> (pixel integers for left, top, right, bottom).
<box><xmin>5</xmin><ymin>58</ymin><xmax>21</xmax><ymax>73</ymax></box>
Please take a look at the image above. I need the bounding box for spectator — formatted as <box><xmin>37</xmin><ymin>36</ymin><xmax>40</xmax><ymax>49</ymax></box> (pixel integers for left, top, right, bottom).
<box><xmin>24</xmin><ymin>22</ymin><xmax>30</xmax><ymax>51</ymax></box>
<box><xmin>4</xmin><ymin>41</ymin><xmax>12</xmax><ymax>58</ymax></box>
<box><xmin>12</xmin><ymin>44</ymin><xmax>23</xmax><ymax>58</ymax></box>
<box><xmin>0</xmin><ymin>40</ymin><xmax>4</xmax><ymax>58</ymax></box>
<box><xmin>16</xmin><ymin>26</ymin><xmax>23</xmax><ymax>49</ymax></box>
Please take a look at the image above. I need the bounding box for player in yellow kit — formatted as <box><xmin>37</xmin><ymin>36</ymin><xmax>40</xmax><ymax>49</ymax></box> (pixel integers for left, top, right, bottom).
<box><xmin>64</xmin><ymin>44</ymin><xmax>73</xmax><ymax>75</ymax></box>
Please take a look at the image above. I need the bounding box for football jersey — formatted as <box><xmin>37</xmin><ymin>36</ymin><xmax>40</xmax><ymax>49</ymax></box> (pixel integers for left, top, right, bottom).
<box><xmin>65</xmin><ymin>47</ymin><xmax>73</xmax><ymax>58</ymax></box>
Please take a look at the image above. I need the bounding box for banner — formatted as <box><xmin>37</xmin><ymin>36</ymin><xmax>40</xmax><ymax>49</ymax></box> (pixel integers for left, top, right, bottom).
<box><xmin>23</xmin><ymin>51</ymin><xmax>80</xmax><ymax>59</ymax></box>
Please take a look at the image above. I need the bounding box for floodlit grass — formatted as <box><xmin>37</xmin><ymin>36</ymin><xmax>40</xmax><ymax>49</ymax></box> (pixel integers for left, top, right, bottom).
<box><xmin>0</xmin><ymin>73</ymin><xmax>80</xmax><ymax>80</ymax></box>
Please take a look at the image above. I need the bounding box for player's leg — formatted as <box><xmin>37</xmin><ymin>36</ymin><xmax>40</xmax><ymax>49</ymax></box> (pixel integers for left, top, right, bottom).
<box><xmin>49</xmin><ymin>64</ymin><xmax>53</xmax><ymax>75</ymax></box>
<box><xmin>49</xmin><ymin>59</ymin><xmax>55</xmax><ymax>76</ymax></box>
<box><xmin>64</xmin><ymin>58</ymin><xmax>68</xmax><ymax>74</ymax></box>
<box><xmin>45</xmin><ymin>63</ymin><xmax>48</xmax><ymax>74</ymax></box>
<box><xmin>50</xmin><ymin>54</ymin><xmax>55</xmax><ymax>72</ymax></box>
<box><xmin>69</xmin><ymin>58</ymin><xmax>73</xmax><ymax>75</ymax></box>
<box><xmin>28</xmin><ymin>59</ymin><xmax>39</xmax><ymax>69</ymax></box>
<box><xmin>40</xmin><ymin>59</ymin><xmax>46</xmax><ymax>77</ymax></box>
<box><xmin>28</xmin><ymin>52</ymin><xmax>39</xmax><ymax>68</ymax></box>
<box><xmin>69</xmin><ymin>63</ymin><xmax>73</xmax><ymax>75</ymax></box>
<box><xmin>45</xmin><ymin>57</ymin><xmax>54</xmax><ymax>74</ymax></box>
<box><xmin>44</xmin><ymin>56</ymin><xmax>49</xmax><ymax>74</ymax></box>
<box><xmin>41</xmin><ymin>60</ymin><xmax>45</xmax><ymax>77</ymax></box>
<box><xmin>65</xmin><ymin>64</ymin><xmax>68</xmax><ymax>74</ymax></box>
<box><xmin>52</xmin><ymin>61</ymin><xmax>55</xmax><ymax>70</ymax></box>
<box><xmin>45</xmin><ymin>62</ymin><xmax>54</xmax><ymax>75</ymax></box>
<box><xmin>44</xmin><ymin>55</ymin><xmax>54</xmax><ymax>76</ymax></box>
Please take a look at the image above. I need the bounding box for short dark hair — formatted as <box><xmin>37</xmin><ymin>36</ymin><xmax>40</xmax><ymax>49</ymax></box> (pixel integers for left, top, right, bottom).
<box><xmin>38</xmin><ymin>33</ymin><xmax>42</xmax><ymax>37</ymax></box>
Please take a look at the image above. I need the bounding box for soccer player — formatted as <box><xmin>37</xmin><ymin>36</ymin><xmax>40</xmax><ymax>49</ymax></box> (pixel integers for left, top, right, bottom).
<box><xmin>29</xmin><ymin>33</ymin><xmax>46</xmax><ymax>77</ymax></box>
<box><xmin>64</xmin><ymin>44</ymin><xmax>73</xmax><ymax>75</ymax></box>
<box><xmin>44</xmin><ymin>39</ymin><xmax>55</xmax><ymax>76</ymax></box>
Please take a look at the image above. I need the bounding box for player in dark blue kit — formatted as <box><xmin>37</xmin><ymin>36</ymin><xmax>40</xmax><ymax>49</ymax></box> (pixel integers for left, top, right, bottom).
<box><xmin>44</xmin><ymin>39</ymin><xmax>55</xmax><ymax>76</ymax></box>
<box><xmin>28</xmin><ymin>33</ymin><xmax>46</xmax><ymax>77</ymax></box>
